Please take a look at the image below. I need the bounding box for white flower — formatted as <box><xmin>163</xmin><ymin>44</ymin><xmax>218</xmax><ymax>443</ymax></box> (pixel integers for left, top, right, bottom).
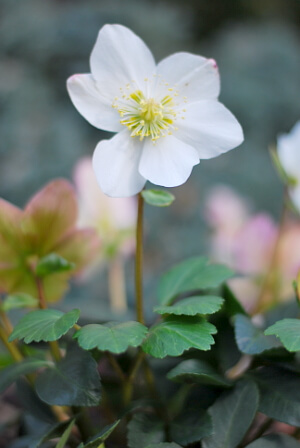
<box><xmin>67</xmin><ymin>24</ymin><xmax>244</xmax><ymax>197</ymax></box>
<box><xmin>277</xmin><ymin>121</ymin><xmax>300</xmax><ymax>212</ymax></box>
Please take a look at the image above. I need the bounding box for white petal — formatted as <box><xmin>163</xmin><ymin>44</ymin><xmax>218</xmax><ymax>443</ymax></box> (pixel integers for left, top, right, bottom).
<box><xmin>139</xmin><ymin>135</ymin><xmax>199</xmax><ymax>187</ymax></box>
<box><xmin>67</xmin><ymin>74</ymin><xmax>122</xmax><ymax>132</ymax></box>
<box><xmin>92</xmin><ymin>131</ymin><xmax>146</xmax><ymax>197</ymax></box>
<box><xmin>290</xmin><ymin>186</ymin><xmax>300</xmax><ymax>213</ymax></box>
<box><xmin>277</xmin><ymin>121</ymin><xmax>300</xmax><ymax>180</ymax></box>
<box><xmin>175</xmin><ymin>100</ymin><xmax>244</xmax><ymax>159</ymax></box>
<box><xmin>155</xmin><ymin>52</ymin><xmax>220</xmax><ymax>101</ymax></box>
<box><xmin>90</xmin><ymin>24</ymin><xmax>156</xmax><ymax>96</ymax></box>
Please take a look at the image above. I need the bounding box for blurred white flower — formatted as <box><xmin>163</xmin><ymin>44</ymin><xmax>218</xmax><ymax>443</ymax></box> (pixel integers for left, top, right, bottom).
<box><xmin>277</xmin><ymin>121</ymin><xmax>300</xmax><ymax>212</ymax></box>
<box><xmin>73</xmin><ymin>157</ymin><xmax>136</xmax><ymax>259</ymax></box>
<box><xmin>67</xmin><ymin>24</ymin><xmax>244</xmax><ymax>197</ymax></box>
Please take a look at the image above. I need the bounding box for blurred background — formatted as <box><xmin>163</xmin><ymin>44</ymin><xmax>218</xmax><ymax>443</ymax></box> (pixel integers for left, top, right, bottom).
<box><xmin>1</xmin><ymin>0</ymin><xmax>300</xmax><ymax>318</ymax></box>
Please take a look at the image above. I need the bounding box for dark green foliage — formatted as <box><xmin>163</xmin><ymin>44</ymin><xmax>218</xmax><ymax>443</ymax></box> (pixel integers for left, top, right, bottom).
<box><xmin>35</xmin><ymin>344</ymin><xmax>101</xmax><ymax>406</ymax></box>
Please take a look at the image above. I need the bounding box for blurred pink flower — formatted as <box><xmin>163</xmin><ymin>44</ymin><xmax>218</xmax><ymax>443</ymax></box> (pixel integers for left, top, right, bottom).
<box><xmin>0</xmin><ymin>179</ymin><xmax>100</xmax><ymax>302</ymax></box>
<box><xmin>73</xmin><ymin>157</ymin><xmax>136</xmax><ymax>260</ymax></box>
<box><xmin>205</xmin><ymin>185</ymin><xmax>300</xmax><ymax>311</ymax></box>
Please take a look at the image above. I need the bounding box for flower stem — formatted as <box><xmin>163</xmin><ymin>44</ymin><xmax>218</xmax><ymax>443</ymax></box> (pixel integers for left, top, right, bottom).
<box><xmin>0</xmin><ymin>325</ymin><xmax>23</xmax><ymax>362</ymax></box>
<box><xmin>135</xmin><ymin>193</ymin><xmax>144</xmax><ymax>324</ymax></box>
<box><xmin>36</xmin><ymin>277</ymin><xmax>61</xmax><ymax>362</ymax></box>
<box><xmin>108</xmin><ymin>256</ymin><xmax>127</xmax><ymax>313</ymax></box>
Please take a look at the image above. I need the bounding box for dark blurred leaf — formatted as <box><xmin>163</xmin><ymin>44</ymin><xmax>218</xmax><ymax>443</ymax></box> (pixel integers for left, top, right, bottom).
<box><xmin>0</xmin><ymin>358</ymin><xmax>50</xmax><ymax>394</ymax></box>
<box><xmin>142</xmin><ymin>316</ymin><xmax>216</xmax><ymax>358</ymax></box>
<box><xmin>36</xmin><ymin>253</ymin><xmax>75</xmax><ymax>277</ymax></box>
<box><xmin>202</xmin><ymin>380</ymin><xmax>259</xmax><ymax>448</ymax></box>
<box><xmin>265</xmin><ymin>319</ymin><xmax>300</xmax><ymax>352</ymax></box>
<box><xmin>74</xmin><ymin>321</ymin><xmax>148</xmax><ymax>354</ymax></box>
<box><xmin>170</xmin><ymin>408</ymin><xmax>213</xmax><ymax>444</ymax></box>
<box><xmin>222</xmin><ymin>284</ymin><xmax>247</xmax><ymax>316</ymax></box>
<box><xmin>35</xmin><ymin>344</ymin><xmax>101</xmax><ymax>406</ymax></box>
<box><xmin>167</xmin><ymin>359</ymin><xmax>232</xmax><ymax>387</ymax></box>
<box><xmin>250</xmin><ymin>366</ymin><xmax>300</xmax><ymax>426</ymax></box>
<box><xmin>9</xmin><ymin>309</ymin><xmax>80</xmax><ymax>343</ymax></box>
<box><xmin>55</xmin><ymin>419</ymin><xmax>76</xmax><ymax>448</ymax></box>
<box><xmin>246</xmin><ymin>433</ymin><xmax>300</xmax><ymax>447</ymax></box>
<box><xmin>154</xmin><ymin>295</ymin><xmax>224</xmax><ymax>316</ymax></box>
<box><xmin>16</xmin><ymin>379</ymin><xmax>55</xmax><ymax>423</ymax></box>
<box><xmin>158</xmin><ymin>257</ymin><xmax>234</xmax><ymax>306</ymax></box>
<box><xmin>127</xmin><ymin>413</ymin><xmax>165</xmax><ymax>448</ymax></box>
<box><xmin>82</xmin><ymin>420</ymin><xmax>120</xmax><ymax>447</ymax></box>
<box><xmin>141</xmin><ymin>189</ymin><xmax>175</xmax><ymax>207</ymax></box>
<box><xmin>234</xmin><ymin>314</ymin><xmax>281</xmax><ymax>355</ymax></box>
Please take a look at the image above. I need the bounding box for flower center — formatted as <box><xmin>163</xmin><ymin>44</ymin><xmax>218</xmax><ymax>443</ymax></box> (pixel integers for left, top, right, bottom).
<box><xmin>113</xmin><ymin>89</ymin><xmax>178</xmax><ymax>142</ymax></box>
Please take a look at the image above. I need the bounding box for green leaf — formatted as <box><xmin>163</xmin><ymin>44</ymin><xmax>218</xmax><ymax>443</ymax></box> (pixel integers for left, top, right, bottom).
<box><xmin>158</xmin><ymin>257</ymin><xmax>233</xmax><ymax>306</ymax></box>
<box><xmin>264</xmin><ymin>318</ymin><xmax>300</xmax><ymax>352</ymax></box>
<box><xmin>9</xmin><ymin>308</ymin><xmax>80</xmax><ymax>343</ymax></box>
<box><xmin>142</xmin><ymin>316</ymin><xmax>217</xmax><ymax>358</ymax></box>
<box><xmin>141</xmin><ymin>189</ymin><xmax>175</xmax><ymax>207</ymax></box>
<box><xmin>170</xmin><ymin>408</ymin><xmax>213</xmax><ymax>445</ymax></box>
<box><xmin>35</xmin><ymin>344</ymin><xmax>101</xmax><ymax>406</ymax></box>
<box><xmin>55</xmin><ymin>419</ymin><xmax>76</xmax><ymax>448</ymax></box>
<box><xmin>146</xmin><ymin>445</ymin><xmax>182</xmax><ymax>448</ymax></box>
<box><xmin>246</xmin><ymin>433</ymin><xmax>300</xmax><ymax>447</ymax></box>
<box><xmin>127</xmin><ymin>413</ymin><xmax>165</xmax><ymax>448</ymax></box>
<box><xmin>83</xmin><ymin>420</ymin><xmax>120</xmax><ymax>447</ymax></box>
<box><xmin>14</xmin><ymin>420</ymin><xmax>74</xmax><ymax>448</ymax></box>
<box><xmin>202</xmin><ymin>380</ymin><xmax>259</xmax><ymax>448</ymax></box>
<box><xmin>36</xmin><ymin>253</ymin><xmax>75</xmax><ymax>277</ymax></box>
<box><xmin>222</xmin><ymin>284</ymin><xmax>247</xmax><ymax>316</ymax></box>
<box><xmin>74</xmin><ymin>321</ymin><xmax>148</xmax><ymax>354</ymax></box>
<box><xmin>1</xmin><ymin>293</ymin><xmax>39</xmax><ymax>311</ymax></box>
<box><xmin>167</xmin><ymin>359</ymin><xmax>232</xmax><ymax>388</ymax></box>
<box><xmin>250</xmin><ymin>365</ymin><xmax>300</xmax><ymax>426</ymax></box>
<box><xmin>16</xmin><ymin>379</ymin><xmax>56</xmax><ymax>423</ymax></box>
<box><xmin>154</xmin><ymin>295</ymin><xmax>224</xmax><ymax>317</ymax></box>
<box><xmin>234</xmin><ymin>314</ymin><xmax>281</xmax><ymax>355</ymax></box>
<box><xmin>0</xmin><ymin>358</ymin><xmax>50</xmax><ymax>394</ymax></box>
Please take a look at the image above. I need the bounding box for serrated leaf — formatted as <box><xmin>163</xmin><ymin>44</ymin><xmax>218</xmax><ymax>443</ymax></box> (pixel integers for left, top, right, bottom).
<box><xmin>202</xmin><ymin>380</ymin><xmax>259</xmax><ymax>448</ymax></box>
<box><xmin>35</xmin><ymin>344</ymin><xmax>101</xmax><ymax>406</ymax></box>
<box><xmin>127</xmin><ymin>413</ymin><xmax>165</xmax><ymax>448</ymax></box>
<box><xmin>142</xmin><ymin>316</ymin><xmax>217</xmax><ymax>358</ymax></box>
<box><xmin>222</xmin><ymin>284</ymin><xmax>247</xmax><ymax>316</ymax></box>
<box><xmin>250</xmin><ymin>365</ymin><xmax>300</xmax><ymax>426</ymax></box>
<box><xmin>55</xmin><ymin>419</ymin><xmax>76</xmax><ymax>448</ymax></box>
<box><xmin>0</xmin><ymin>358</ymin><xmax>50</xmax><ymax>394</ymax></box>
<box><xmin>74</xmin><ymin>321</ymin><xmax>148</xmax><ymax>354</ymax></box>
<box><xmin>141</xmin><ymin>189</ymin><xmax>175</xmax><ymax>207</ymax></box>
<box><xmin>264</xmin><ymin>318</ymin><xmax>300</xmax><ymax>352</ymax></box>
<box><xmin>234</xmin><ymin>314</ymin><xmax>281</xmax><ymax>355</ymax></box>
<box><xmin>154</xmin><ymin>295</ymin><xmax>224</xmax><ymax>317</ymax></box>
<box><xmin>82</xmin><ymin>420</ymin><xmax>120</xmax><ymax>447</ymax></box>
<box><xmin>158</xmin><ymin>257</ymin><xmax>233</xmax><ymax>306</ymax></box>
<box><xmin>246</xmin><ymin>434</ymin><xmax>300</xmax><ymax>447</ymax></box>
<box><xmin>167</xmin><ymin>359</ymin><xmax>232</xmax><ymax>388</ymax></box>
<box><xmin>9</xmin><ymin>308</ymin><xmax>80</xmax><ymax>343</ymax></box>
<box><xmin>36</xmin><ymin>253</ymin><xmax>75</xmax><ymax>277</ymax></box>
<box><xmin>170</xmin><ymin>408</ymin><xmax>213</xmax><ymax>445</ymax></box>
<box><xmin>1</xmin><ymin>293</ymin><xmax>39</xmax><ymax>311</ymax></box>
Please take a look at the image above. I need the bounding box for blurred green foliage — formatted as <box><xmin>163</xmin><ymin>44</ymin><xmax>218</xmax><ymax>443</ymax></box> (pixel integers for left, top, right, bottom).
<box><xmin>1</xmin><ymin>0</ymin><xmax>300</xmax><ymax>314</ymax></box>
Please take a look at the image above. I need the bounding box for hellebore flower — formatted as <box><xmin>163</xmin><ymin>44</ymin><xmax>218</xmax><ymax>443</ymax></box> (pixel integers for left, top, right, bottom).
<box><xmin>0</xmin><ymin>180</ymin><xmax>100</xmax><ymax>302</ymax></box>
<box><xmin>67</xmin><ymin>24</ymin><xmax>244</xmax><ymax>197</ymax></box>
<box><xmin>277</xmin><ymin>121</ymin><xmax>300</xmax><ymax>212</ymax></box>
